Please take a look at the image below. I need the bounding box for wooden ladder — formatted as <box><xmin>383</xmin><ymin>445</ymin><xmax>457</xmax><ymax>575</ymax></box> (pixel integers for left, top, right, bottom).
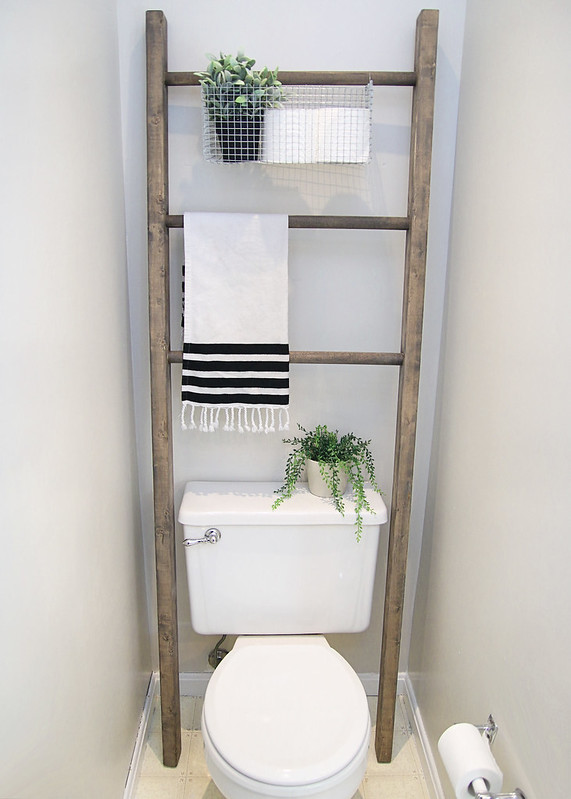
<box><xmin>146</xmin><ymin>8</ymin><xmax>438</xmax><ymax>768</ymax></box>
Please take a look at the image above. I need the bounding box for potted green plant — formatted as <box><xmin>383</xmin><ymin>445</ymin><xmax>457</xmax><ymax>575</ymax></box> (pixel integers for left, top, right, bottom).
<box><xmin>272</xmin><ymin>424</ymin><xmax>383</xmax><ymax>541</ymax></box>
<box><xmin>195</xmin><ymin>51</ymin><xmax>283</xmax><ymax>162</ymax></box>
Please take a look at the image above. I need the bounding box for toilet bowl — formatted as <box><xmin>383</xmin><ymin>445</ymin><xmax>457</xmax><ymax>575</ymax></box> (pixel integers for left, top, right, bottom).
<box><xmin>201</xmin><ymin>636</ymin><xmax>371</xmax><ymax>799</ymax></box>
<box><xmin>178</xmin><ymin>481</ymin><xmax>388</xmax><ymax>799</ymax></box>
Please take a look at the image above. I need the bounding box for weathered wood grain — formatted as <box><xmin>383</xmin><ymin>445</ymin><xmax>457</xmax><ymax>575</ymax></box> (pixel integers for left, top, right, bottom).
<box><xmin>375</xmin><ymin>8</ymin><xmax>439</xmax><ymax>763</ymax></box>
<box><xmin>146</xmin><ymin>9</ymin><xmax>181</xmax><ymax>769</ymax></box>
<box><xmin>165</xmin><ymin>70</ymin><xmax>416</xmax><ymax>87</ymax></box>
<box><xmin>165</xmin><ymin>214</ymin><xmax>410</xmax><ymax>230</ymax></box>
<box><xmin>168</xmin><ymin>350</ymin><xmax>403</xmax><ymax>366</ymax></box>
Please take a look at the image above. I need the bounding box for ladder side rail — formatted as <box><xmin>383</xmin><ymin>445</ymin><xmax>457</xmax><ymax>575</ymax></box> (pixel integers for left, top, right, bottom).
<box><xmin>375</xmin><ymin>8</ymin><xmax>439</xmax><ymax>763</ymax></box>
<box><xmin>146</xmin><ymin>9</ymin><xmax>182</xmax><ymax>769</ymax></box>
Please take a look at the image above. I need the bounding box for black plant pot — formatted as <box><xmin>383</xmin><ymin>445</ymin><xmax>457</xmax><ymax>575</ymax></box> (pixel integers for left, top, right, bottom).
<box><xmin>215</xmin><ymin>115</ymin><xmax>263</xmax><ymax>162</ymax></box>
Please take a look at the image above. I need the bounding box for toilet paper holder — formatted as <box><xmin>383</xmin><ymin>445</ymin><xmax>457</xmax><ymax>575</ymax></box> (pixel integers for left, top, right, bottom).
<box><xmin>470</xmin><ymin>717</ymin><xmax>526</xmax><ymax>799</ymax></box>
<box><xmin>471</xmin><ymin>786</ymin><xmax>526</xmax><ymax>799</ymax></box>
<box><xmin>440</xmin><ymin>715</ymin><xmax>527</xmax><ymax>799</ymax></box>
<box><xmin>475</xmin><ymin>714</ymin><xmax>499</xmax><ymax>746</ymax></box>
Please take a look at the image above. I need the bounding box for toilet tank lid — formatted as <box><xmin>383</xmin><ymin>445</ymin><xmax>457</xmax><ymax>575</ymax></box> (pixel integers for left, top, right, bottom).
<box><xmin>178</xmin><ymin>481</ymin><xmax>388</xmax><ymax>526</ymax></box>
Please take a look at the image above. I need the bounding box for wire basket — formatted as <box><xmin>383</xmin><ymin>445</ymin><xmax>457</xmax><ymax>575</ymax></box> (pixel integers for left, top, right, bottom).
<box><xmin>201</xmin><ymin>82</ymin><xmax>373</xmax><ymax>165</ymax></box>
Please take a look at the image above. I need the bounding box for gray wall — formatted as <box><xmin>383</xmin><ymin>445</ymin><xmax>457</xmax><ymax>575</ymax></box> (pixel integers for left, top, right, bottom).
<box><xmin>409</xmin><ymin>2</ymin><xmax>571</xmax><ymax>798</ymax></box>
<box><xmin>0</xmin><ymin>2</ymin><xmax>151</xmax><ymax>797</ymax></box>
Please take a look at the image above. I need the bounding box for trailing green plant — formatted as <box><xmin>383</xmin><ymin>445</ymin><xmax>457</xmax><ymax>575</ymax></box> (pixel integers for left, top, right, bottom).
<box><xmin>195</xmin><ymin>51</ymin><xmax>283</xmax><ymax>121</ymax></box>
<box><xmin>272</xmin><ymin>424</ymin><xmax>383</xmax><ymax>541</ymax></box>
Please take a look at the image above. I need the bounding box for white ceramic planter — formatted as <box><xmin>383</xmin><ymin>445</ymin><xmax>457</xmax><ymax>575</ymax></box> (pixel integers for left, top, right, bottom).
<box><xmin>306</xmin><ymin>459</ymin><xmax>349</xmax><ymax>498</ymax></box>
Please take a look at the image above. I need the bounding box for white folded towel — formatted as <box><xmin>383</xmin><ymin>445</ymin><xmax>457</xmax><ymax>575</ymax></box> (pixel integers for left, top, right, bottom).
<box><xmin>182</xmin><ymin>212</ymin><xmax>289</xmax><ymax>433</ymax></box>
<box><xmin>262</xmin><ymin>108</ymin><xmax>317</xmax><ymax>163</ymax></box>
<box><xmin>262</xmin><ymin>107</ymin><xmax>370</xmax><ymax>164</ymax></box>
<box><xmin>316</xmin><ymin>107</ymin><xmax>371</xmax><ymax>163</ymax></box>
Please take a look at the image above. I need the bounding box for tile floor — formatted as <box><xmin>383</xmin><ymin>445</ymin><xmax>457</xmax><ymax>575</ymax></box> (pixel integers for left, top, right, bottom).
<box><xmin>133</xmin><ymin>693</ymin><xmax>432</xmax><ymax>799</ymax></box>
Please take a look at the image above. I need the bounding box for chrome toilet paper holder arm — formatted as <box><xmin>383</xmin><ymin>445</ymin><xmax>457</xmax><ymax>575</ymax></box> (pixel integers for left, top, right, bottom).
<box><xmin>471</xmin><ymin>718</ymin><xmax>526</xmax><ymax>799</ymax></box>
<box><xmin>473</xmin><ymin>789</ymin><xmax>526</xmax><ymax>799</ymax></box>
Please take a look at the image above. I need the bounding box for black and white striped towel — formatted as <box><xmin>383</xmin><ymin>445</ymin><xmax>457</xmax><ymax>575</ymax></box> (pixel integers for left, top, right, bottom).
<box><xmin>182</xmin><ymin>212</ymin><xmax>289</xmax><ymax>433</ymax></box>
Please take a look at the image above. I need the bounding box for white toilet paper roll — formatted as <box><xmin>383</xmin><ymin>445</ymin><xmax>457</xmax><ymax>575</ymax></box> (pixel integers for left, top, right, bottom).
<box><xmin>438</xmin><ymin>723</ymin><xmax>503</xmax><ymax>799</ymax></box>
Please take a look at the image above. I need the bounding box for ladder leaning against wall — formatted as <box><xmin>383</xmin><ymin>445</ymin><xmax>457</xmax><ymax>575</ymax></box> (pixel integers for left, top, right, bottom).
<box><xmin>146</xmin><ymin>7</ymin><xmax>438</xmax><ymax>769</ymax></box>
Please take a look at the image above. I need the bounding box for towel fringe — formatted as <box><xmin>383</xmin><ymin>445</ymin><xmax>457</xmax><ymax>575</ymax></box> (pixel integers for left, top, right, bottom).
<box><xmin>182</xmin><ymin>402</ymin><xmax>197</xmax><ymax>431</ymax></box>
<box><xmin>279</xmin><ymin>407</ymin><xmax>290</xmax><ymax>431</ymax></box>
<box><xmin>182</xmin><ymin>403</ymin><xmax>289</xmax><ymax>434</ymax></box>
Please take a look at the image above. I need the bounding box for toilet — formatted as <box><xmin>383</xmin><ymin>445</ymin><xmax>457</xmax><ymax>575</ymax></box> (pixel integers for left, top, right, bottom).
<box><xmin>178</xmin><ymin>481</ymin><xmax>388</xmax><ymax>799</ymax></box>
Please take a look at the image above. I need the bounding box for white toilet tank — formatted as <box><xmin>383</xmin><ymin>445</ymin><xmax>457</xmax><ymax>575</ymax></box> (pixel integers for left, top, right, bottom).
<box><xmin>178</xmin><ymin>481</ymin><xmax>388</xmax><ymax>635</ymax></box>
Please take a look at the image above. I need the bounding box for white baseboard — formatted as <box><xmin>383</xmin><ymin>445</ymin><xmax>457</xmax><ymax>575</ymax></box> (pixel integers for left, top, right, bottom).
<box><xmin>179</xmin><ymin>670</ymin><xmax>391</xmax><ymax>696</ymax></box>
<box><xmin>123</xmin><ymin>671</ymin><xmax>159</xmax><ymax>799</ymax></box>
<box><xmin>401</xmin><ymin>673</ymin><xmax>445</xmax><ymax>799</ymax></box>
<box><xmin>180</xmin><ymin>671</ymin><xmax>211</xmax><ymax>696</ymax></box>
<box><xmin>125</xmin><ymin>670</ymin><xmax>442</xmax><ymax>799</ymax></box>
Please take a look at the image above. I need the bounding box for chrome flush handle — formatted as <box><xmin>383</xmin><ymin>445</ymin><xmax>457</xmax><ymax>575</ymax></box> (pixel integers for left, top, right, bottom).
<box><xmin>183</xmin><ymin>528</ymin><xmax>221</xmax><ymax>547</ymax></box>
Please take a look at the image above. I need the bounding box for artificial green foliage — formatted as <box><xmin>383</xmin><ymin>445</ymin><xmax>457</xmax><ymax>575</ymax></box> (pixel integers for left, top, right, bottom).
<box><xmin>195</xmin><ymin>51</ymin><xmax>283</xmax><ymax>121</ymax></box>
<box><xmin>272</xmin><ymin>424</ymin><xmax>383</xmax><ymax>541</ymax></box>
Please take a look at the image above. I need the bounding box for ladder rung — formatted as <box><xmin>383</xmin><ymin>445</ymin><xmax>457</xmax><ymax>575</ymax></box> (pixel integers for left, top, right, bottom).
<box><xmin>291</xmin><ymin>351</ymin><xmax>404</xmax><ymax>365</ymax></box>
<box><xmin>165</xmin><ymin>70</ymin><xmax>416</xmax><ymax>88</ymax></box>
<box><xmin>168</xmin><ymin>350</ymin><xmax>403</xmax><ymax>366</ymax></box>
<box><xmin>165</xmin><ymin>214</ymin><xmax>409</xmax><ymax>231</ymax></box>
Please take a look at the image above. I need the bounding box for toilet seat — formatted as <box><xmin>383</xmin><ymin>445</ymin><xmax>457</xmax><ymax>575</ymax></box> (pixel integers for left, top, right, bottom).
<box><xmin>202</xmin><ymin>636</ymin><xmax>370</xmax><ymax>787</ymax></box>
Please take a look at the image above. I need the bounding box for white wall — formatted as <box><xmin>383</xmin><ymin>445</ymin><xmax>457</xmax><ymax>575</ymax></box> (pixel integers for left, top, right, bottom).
<box><xmin>117</xmin><ymin>0</ymin><xmax>466</xmax><ymax>675</ymax></box>
<box><xmin>409</xmin><ymin>2</ymin><xmax>571</xmax><ymax>798</ymax></box>
<box><xmin>0</xmin><ymin>2</ymin><xmax>151</xmax><ymax>797</ymax></box>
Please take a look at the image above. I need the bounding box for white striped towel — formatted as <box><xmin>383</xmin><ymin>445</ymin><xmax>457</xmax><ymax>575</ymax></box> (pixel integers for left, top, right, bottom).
<box><xmin>182</xmin><ymin>212</ymin><xmax>289</xmax><ymax>433</ymax></box>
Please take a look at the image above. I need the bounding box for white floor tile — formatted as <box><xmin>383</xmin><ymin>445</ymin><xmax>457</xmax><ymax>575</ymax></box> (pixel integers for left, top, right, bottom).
<box><xmin>180</xmin><ymin>697</ymin><xmax>197</xmax><ymax>731</ymax></box>
<box><xmin>182</xmin><ymin>777</ymin><xmax>224</xmax><ymax>799</ymax></box>
<box><xmin>133</xmin><ymin>693</ymin><xmax>431</xmax><ymax>799</ymax></box>
<box><xmin>187</xmin><ymin>732</ymin><xmax>209</xmax><ymax>777</ymax></box>
<box><xmin>140</xmin><ymin>731</ymin><xmax>192</xmax><ymax>778</ymax></box>
<box><xmin>180</xmin><ymin>696</ymin><xmax>205</xmax><ymax>731</ymax></box>
<box><xmin>363</xmin><ymin>774</ymin><xmax>429</xmax><ymax>799</ymax></box>
<box><xmin>134</xmin><ymin>776</ymin><xmax>186</xmax><ymax>799</ymax></box>
<box><xmin>365</xmin><ymin>733</ymin><xmax>422</xmax><ymax>778</ymax></box>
